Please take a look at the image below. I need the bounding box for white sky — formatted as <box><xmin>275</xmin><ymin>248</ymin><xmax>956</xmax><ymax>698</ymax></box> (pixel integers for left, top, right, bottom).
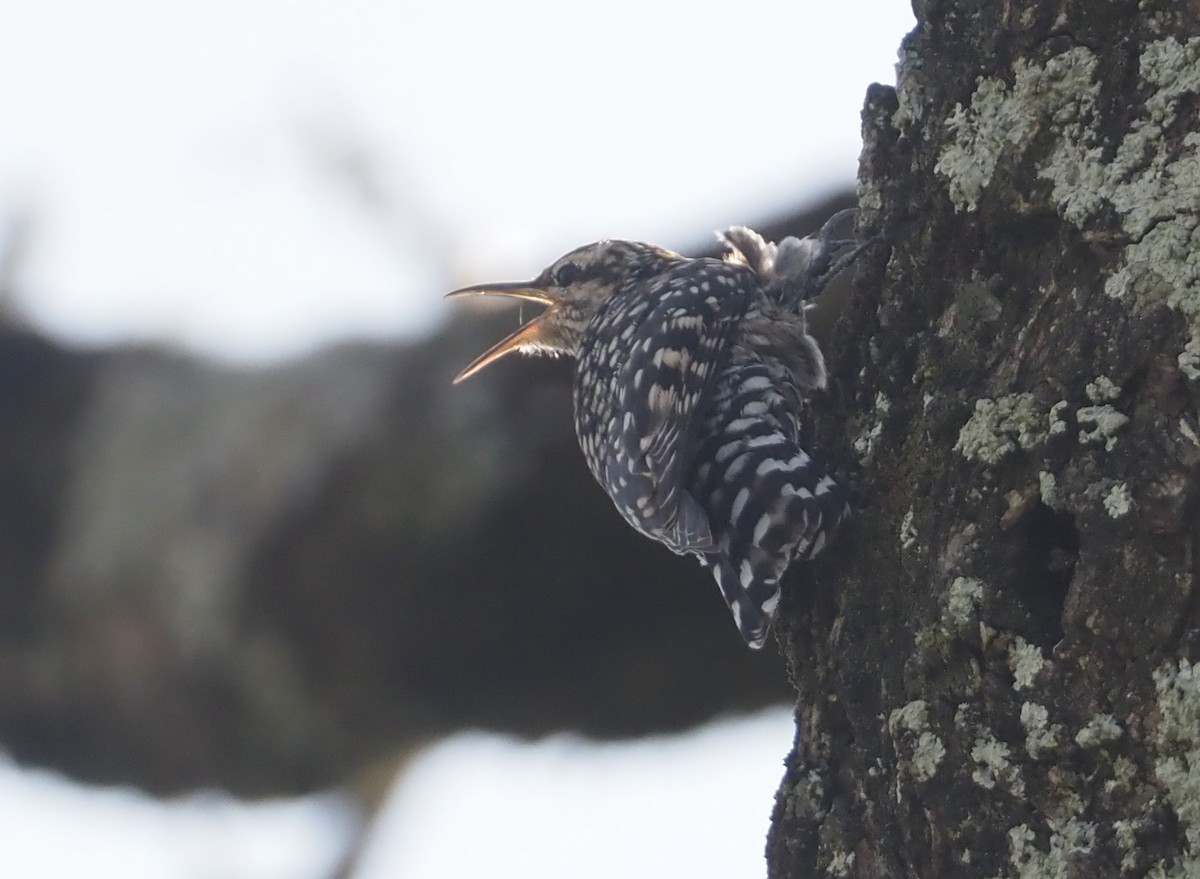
<box><xmin>0</xmin><ymin>753</ymin><xmax>357</xmax><ymax>879</ymax></box>
<box><xmin>0</xmin><ymin>3</ymin><xmax>914</xmax><ymax>877</ymax></box>
<box><xmin>0</xmin><ymin>0</ymin><xmax>914</xmax><ymax>360</ymax></box>
<box><xmin>356</xmin><ymin>709</ymin><xmax>799</xmax><ymax>879</ymax></box>
<box><xmin>0</xmin><ymin>709</ymin><xmax>797</xmax><ymax>879</ymax></box>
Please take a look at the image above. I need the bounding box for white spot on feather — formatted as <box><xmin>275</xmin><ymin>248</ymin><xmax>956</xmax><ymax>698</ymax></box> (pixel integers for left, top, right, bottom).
<box><xmin>739</xmin><ymin>375</ymin><xmax>772</xmax><ymax>393</ymax></box>
<box><xmin>731</xmin><ymin>487</ymin><xmax>751</xmax><ymax>522</ymax></box>
<box><xmin>753</xmin><ymin>513</ymin><xmax>772</xmax><ymax>544</ymax></box>
<box><xmin>715</xmin><ymin>443</ymin><xmax>741</xmax><ymax>463</ymax></box>
<box><xmin>756</xmin><ymin>458</ymin><xmax>788</xmax><ymax>476</ymax></box>
<box><xmin>744</xmin><ymin>435</ymin><xmax>781</xmax><ymax>450</ymax></box>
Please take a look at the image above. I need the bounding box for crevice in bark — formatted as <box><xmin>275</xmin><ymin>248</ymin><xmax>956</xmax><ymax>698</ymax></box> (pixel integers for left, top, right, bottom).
<box><xmin>997</xmin><ymin>503</ymin><xmax>1078</xmax><ymax>649</ymax></box>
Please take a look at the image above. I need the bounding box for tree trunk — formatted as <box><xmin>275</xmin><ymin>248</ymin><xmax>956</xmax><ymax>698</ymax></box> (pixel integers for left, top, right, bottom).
<box><xmin>768</xmin><ymin>3</ymin><xmax>1200</xmax><ymax>877</ymax></box>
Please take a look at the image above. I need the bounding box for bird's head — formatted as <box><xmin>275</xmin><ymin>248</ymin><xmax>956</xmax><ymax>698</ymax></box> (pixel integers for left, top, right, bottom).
<box><xmin>446</xmin><ymin>239</ymin><xmax>679</xmax><ymax>383</ymax></box>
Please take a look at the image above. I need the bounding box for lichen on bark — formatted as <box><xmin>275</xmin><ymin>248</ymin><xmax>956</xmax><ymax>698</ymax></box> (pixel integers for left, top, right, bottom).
<box><xmin>767</xmin><ymin>4</ymin><xmax>1200</xmax><ymax>877</ymax></box>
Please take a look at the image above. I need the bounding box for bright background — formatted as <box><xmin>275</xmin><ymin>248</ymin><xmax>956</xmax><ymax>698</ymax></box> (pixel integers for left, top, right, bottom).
<box><xmin>1</xmin><ymin>0</ymin><xmax>913</xmax><ymax>362</ymax></box>
<box><xmin>0</xmin><ymin>1</ymin><xmax>913</xmax><ymax>876</ymax></box>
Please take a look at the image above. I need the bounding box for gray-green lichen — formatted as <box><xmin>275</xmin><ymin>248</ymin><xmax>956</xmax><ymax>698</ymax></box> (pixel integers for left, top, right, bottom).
<box><xmin>911</xmin><ymin>732</ymin><xmax>947</xmax><ymax>784</ymax></box>
<box><xmin>1039</xmin><ymin>38</ymin><xmax>1200</xmax><ymax>237</ymax></box>
<box><xmin>1179</xmin><ymin>417</ymin><xmax>1200</xmax><ymax>449</ymax></box>
<box><xmin>1179</xmin><ymin>338</ymin><xmax>1200</xmax><ymax>381</ymax></box>
<box><xmin>1009</xmin><ymin>636</ymin><xmax>1048</xmax><ymax>690</ymax></box>
<box><xmin>1077</xmin><ymin>404</ymin><xmax>1130</xmax><ymax>449</ymax></box>
<box><xmin>826</xmin><ymin>851</ymin><xmax>855</xmax><ymax>878</ymax></box>
<box><xmin>1006</xmin><ymin>816</ymin><xmax>1097</xmax><ymax>879</ymax></box>
<box><xmin>899</xmin><ymin>507</ymin><xmax>917</xmax><ymax>551</ymax></box>
<box><xmin>892</xmin><ymin>42</ymin><xmax>925</xmax><ymax>130</ymax></box>
<box><xmin>890</xmin><ymin>699</ymin><xmax>931</xmax><ymax>734</ymax></box>
<box><xmin>935</xmin><ymin>48</ymin><xmax>1099</xmax><ymax>213</ymax></box>
<box><xmin>1103</xmin><ymin>482</ymin><xmax>1133</xmax><ymax>518</ymax></box>
<box><xmin>1085</xmin><ymin>376</ymin><xmax>1121</xmax><ymax>403</ymax></box>
<box><xmin>784</xmin><ymin>768</ymin><xmax>828</xmax><ymax>823</ymax></box>
<box><xmin>955</xmin><ymin>395</ymin><xmax>1060</xmax><ymax>464</ymax></box>
<box><xmin>1105</xmin><ymin>212</ymin><xmax>1200</xmax><ymax>314</ymax></box>
<box><xmin>889</xmin><ymin>700</ymin><xmax>946</xmax><ymax>789</ymax></box>
<box><xmin>1112</xmin><ymin>819</ymin><xmax>1141</xmax><ymax>873</ymax></box>
<box><xmin>936</xmin><ymin>39</ymin><xmax>1200</xmax><ymax>385</ymax></box>
<box><xmin>1039</xmin><ymin>470</ymin><xmax>1062</xmax><ymax>509</ymax></box>
<box><xmin>1152</xmin><ymin>660</ymin><xmax>1200</xmax><ymax>862</ymax></box>
<box><xmin>1107</xmin><ymin>755</ymin><xmax>1138</xmax><ymax>794</ymax></box>
<box><xmin>1075</xmin><ymin>713</ymin><xmax>1123</xmax><ymax>748</ymax></box>
<box><xmin>971</xmin><ymin>729</ymin><xmax>1025</xmax><ymax>796</ymax></box>
<box><xmin>1077</xmin><ymin>38</ymin><xmax>1200</xmax><ymax>389</ymax></box>
<box><xmin>945</xmin><ymin>576</ymin><xmax>985</xmax><ymax>627</ymax></box>
<box><xmin>1048</xmin><ymin>401</ymin><xmax>1069</xmax><ymax>438</ymax></box>
<box><xmin>1020</xmin><ymin>702</ymin><xmax>1063</xmax><ymax>758</ymax></box>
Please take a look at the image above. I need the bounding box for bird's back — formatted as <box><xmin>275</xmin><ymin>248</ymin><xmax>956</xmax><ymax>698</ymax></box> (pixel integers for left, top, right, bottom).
<box><xmin>571</xmin><ymin>255</ymin><xmax>848</xmax><ymax>647</ymax></box>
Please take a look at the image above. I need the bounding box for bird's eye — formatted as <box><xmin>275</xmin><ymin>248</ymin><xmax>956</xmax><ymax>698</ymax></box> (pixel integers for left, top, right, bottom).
<box><xmin>554</xmin><ymin>263</ymin><xmax>581</xmax><ymax>286</ymax></box>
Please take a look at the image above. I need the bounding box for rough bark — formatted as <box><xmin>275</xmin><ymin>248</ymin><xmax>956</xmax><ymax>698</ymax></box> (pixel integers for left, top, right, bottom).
<box><xmin>768</xmin><ymin>4</ymin><xmax>1200</xmax><ymax>877</ymax></box>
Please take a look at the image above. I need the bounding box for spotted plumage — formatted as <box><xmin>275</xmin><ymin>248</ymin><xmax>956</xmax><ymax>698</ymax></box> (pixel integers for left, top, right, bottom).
<box><xmin>447</xmin><ymin>211</ymin><xmax>864</xmax><ymax>647</ymax></box>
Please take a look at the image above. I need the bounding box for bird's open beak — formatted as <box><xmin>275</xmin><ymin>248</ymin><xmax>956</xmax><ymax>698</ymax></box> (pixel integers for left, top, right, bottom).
<box><xmin>445</xmin><ymin>281</ymin><xmax>557</xmax><ymax>383</ymax></box>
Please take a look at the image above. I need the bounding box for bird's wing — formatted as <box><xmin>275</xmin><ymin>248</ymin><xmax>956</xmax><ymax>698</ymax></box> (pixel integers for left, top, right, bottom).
<box><xmin>611</xmin><ymin>261</ymin><xmax>754</xmax><ymax>553</ymax></box>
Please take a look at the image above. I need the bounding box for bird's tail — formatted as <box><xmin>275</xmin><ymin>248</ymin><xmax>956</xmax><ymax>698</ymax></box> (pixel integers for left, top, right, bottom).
<box><xmin>708</xmin><ymin>557</ymin><xmax>778</xmax><ymax>649</ymax></box>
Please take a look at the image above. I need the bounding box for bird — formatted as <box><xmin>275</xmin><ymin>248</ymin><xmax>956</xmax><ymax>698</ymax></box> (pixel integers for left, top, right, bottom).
<box><xmin>447</xmin><ymin>211</ymin><xmax>865</xmax><ymax>648</ymax></box>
